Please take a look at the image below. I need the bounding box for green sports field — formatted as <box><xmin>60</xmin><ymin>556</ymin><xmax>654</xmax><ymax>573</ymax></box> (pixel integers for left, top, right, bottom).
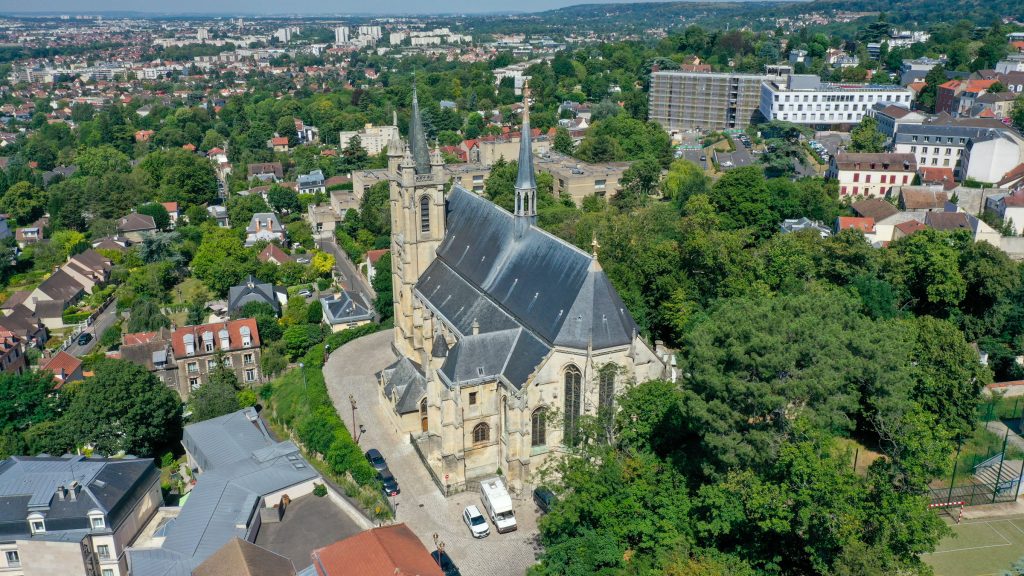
<box><xmin>924</xmin><ymin>514</ymin><xmax>1024</xmax><ymax>575</ymax></box>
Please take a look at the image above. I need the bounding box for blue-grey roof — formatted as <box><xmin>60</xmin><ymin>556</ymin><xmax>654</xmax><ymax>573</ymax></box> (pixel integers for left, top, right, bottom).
<box><xmin>297</xmin><ymin>169</ymin><xmax>325</xmax><ymax>186</ymax></box>
<box><xmin>379</xmin><ymin>357</ymin><xmax>427</xmax><ymax>414</ymax></box>
<box><xmin>227</xmin><ymin>275</ymin><xmax>282</xmax><ymax>314</ymax></box>
<box><xmin>130</xmin><ymin>408</ymin><xmax>318</xmax><ymax>576</ymax></box>
<box><xmin>320</xmin><ymin>291</ymin><xmax>374</xmax><ymax>325</ymax></box>
<box><xmin>0</xmin><ymin>455</ymin><xmax>158</xmax><ymax>539</ymax></box>
<box><xmin>409</xmin><ymin>86</ymin><xmax>431</xmax><ymax>175</ymax></box>
<box><xmin>894</xmin><ymin>123</ymin><xmax>1007</xmax><ymax>143</ymax></box>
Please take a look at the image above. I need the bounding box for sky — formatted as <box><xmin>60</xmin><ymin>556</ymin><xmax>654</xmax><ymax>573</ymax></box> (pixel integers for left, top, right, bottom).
<box><xmin>0</xmin><ymin>0</ymin><xmax>695</xmax><ymax>16</ymax></box>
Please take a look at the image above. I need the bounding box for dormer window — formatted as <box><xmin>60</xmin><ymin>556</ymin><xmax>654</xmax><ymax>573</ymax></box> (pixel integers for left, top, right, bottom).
<box><xmin>219</xmin><ymin>329</ymin><xmax>230</xmax><ymax>351</ymax></box>
<box><xmin>27</xmin><ymin>512</ymin><xmax>45</xmax><ymax>534</ymax></box>
<box><xmin>184</xmin><ymin>334</ymin><xmax>195</xmax><ymax>356</ymax></box>
<box><xmin>240</xmin><ymin>326</ymin><xmax>252</xmax><ymax>348</ymax></box>
<box><xmin>89</xmin><ymin>510</ymin><xmax>105</xmax><ymax>530</ymax></box>
<box><xmin>202</xmin><ymin>332</ymin><xmax>214</xmax><ymax>352</ymax></box>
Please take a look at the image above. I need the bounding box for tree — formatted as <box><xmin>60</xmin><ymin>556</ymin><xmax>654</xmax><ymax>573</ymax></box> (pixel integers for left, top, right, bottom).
<box><xmin>889</xmin><ymin>229</ymin><xmax>966</xmax><ymax>317</ymax></box>
<box><xmin>227</xmin><ymin>194</ymin><xmax>269</xmax><ymax>231</ymax></box>
<box><xmin>138</xmin><ymin>202</ymin><xmax>171</xmax><ymax>231</ymax></box>
<box><xmin>76</xmin><ymin>145</ymin><xmax>131</xmax><ymax>177</ymax></box>
<box><xmin>0</xmin><ymin>371</ymin><xmax>64</xmax><ymax>432</ymax></box>
<box><xmin>848</xmin><ymin>116</ymin><xmax>887</xmax><ymax>153</ymax></box>
<box><xmin>372</xmin><ymin>252</ymin><xmax>393</xmax><ymax>321</ymax></box>
<box><xmin>283</xmin><ymin>323</ymin><xmax>325</xmax><ymax>358</ymax></box>
<box><xmin>341</xmin><ymin>135</ymin><xmax>369</xmax><ymax>170</ymax></box>
<box><xmin>310</xmin><ymin>251</ymin><xmax>335</xmax><ymax>278</ymax></box>
<box><xmin>267</xmin><ymin>184</ymin><xmax>300</xmax><ymax>213</ymax></box>
<box><xmin>708</xmin><ymin>166</ymin><xmax>778</xmax><ymax>240</ymax></box>
<box><xmin>189</xmin><ymin>365</ymin><xmax>241</xmax><ymax>422</ymax></box>
<box><xmin>191</xmin><ymin>227</ymin><xmax>258</xmax><ymax>295</ymax></box>
<box><xmin>359</xmin><ymin>180</ymin><xmax>391</xmax><ymax>237</ymax></box>
<box><xmin>615</xmin><ymin>157</ymin><xmax>661</xmax><ymax>209</ymax></box>
<box><xmin>0</xmin><ymin>181</ymin><xmax>46</xmax><ymax>225</ymax></box>
<box><xmin>662</xmin><ymin>160</ymin><xmax>710</xmax><ymax>205</ymax></box>
<box><xmin>65</xmin><ymin>359</ymin><xmax>182</xmax><ymax>457</ymax></box>
<box><xmin>138</xmin><ymin>231</ymin><xmax>180</xmax><ymax>264</ymax></box>
<box><xmin>553</xmin><ymin>126</ymin><xmax>574</xmax><ymax>155</ymax></box>
<box><xmin>919</xmin><ymin>65</ymin><xmax>947</xmax><ymax>112</ymax></box>
<box><xmin>126</xmin><ymin>298</ymin><xmax>172</xmax><ymax>333</ymax></box>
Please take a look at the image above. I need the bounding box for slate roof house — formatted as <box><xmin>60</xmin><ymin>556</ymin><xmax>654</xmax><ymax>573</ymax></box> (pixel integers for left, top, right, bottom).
<box><xmin>0</xmin><ymin>455</ymin><xmax>161</xmax><ymax>576</ymax></box>
<box><xmin>378</xmin><ymin>86</ymin><xmax>665</xmax><ymax>491</ymax></box>
<box><xmin>244</xmin><ymin>213</ymin><xmax>286</xmax><ymax>247</ymax></box>
<box><xmin>170</xmin><ymin>319</ymin><xmax>263</xmax><ymax>398</ymax></box>
<box><xmin>118</xmin><ymin>328</ymin><xmax>179</xmax><ymax>391</ymax></box>
<box><xmin>297</xmin><ymin>169</ymin><xmax>326</xmax><ymax>194</ymax></box>
<box><xmin>116</xmin><ymin>213</ymin><xmax>158</xmax><ymax>243</ymax></box>
<box><xmin>228</xmin><ymin>275</ymin><xmax>286</xmax><ymax>316</ymax></box>
<box><xmin>320</xmin><ymin>290</ymin><xmax>374</xmax><ymax>332</ymax></box>
<box><xmin>126</xmin><ymin>408</ymin><xmax>321</xmax><ymax>576</ymax></box>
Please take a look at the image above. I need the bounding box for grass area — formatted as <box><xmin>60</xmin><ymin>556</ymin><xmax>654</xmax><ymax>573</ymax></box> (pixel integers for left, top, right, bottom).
<box><xmin>950</xmin><ymin>424</ymin><xmax>1024</xmax><ymax>481</ymax></box>
<box><xmin>170</xmin><ymin>277</ymin><xmax>211</xmax><ymax>307</ymax></box>
<box><xmin>834</xmin><ymin>437</ymin><xmax>882</xmax><ymax>476</ymax></box>
<box><xmin>923</xmin><ymin>515</ymin><xmax>1024</xmax><ymax>576</ymax></box>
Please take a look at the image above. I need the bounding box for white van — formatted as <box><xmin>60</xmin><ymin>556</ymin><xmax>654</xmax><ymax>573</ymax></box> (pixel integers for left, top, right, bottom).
<box><xmin>479</xmin><ymin>477</ymin><xmax>517</xmax><ymax>533</ymax></box>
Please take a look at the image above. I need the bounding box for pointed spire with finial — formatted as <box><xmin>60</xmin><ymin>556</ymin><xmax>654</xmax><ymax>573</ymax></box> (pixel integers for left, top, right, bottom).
<box><xmin>408</xmin><ymin>82</ymin><xmax>431</xmax><ymax>175</ymax></box>
<box><xmin>430</xmin><ymin>138</ymin><xmax>443</xmax><ymax>166</ymax></box>
<box><xmin>514</xmin><ymin>81</ymin><xmax>537</xmax><ymax>227</ymax></box>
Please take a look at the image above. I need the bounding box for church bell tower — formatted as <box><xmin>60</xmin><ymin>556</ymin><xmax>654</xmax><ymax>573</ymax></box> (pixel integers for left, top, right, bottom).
<box><xmin>389</xmin><ymin>85</ymin><xmax>447</xmax><ymax>358</ymax></box>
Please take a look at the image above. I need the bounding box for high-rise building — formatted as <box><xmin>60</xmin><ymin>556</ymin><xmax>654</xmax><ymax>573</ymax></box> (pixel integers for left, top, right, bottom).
<box><xmin>334</xmin><ymin>25</ymin><xmax>350</xmax><ymax>44</ymax></box>
<box><xmin>648</xmin><ymin>70</ymin><xmax>779</xmax><ymax>132</ymax></box>
<box><xmin>358</xmin><ymin>25</ymin><xmax>383</xmax><ymax>41</ymax></box>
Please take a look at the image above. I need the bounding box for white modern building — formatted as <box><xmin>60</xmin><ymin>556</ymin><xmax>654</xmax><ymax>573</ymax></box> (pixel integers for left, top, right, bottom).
<box><xmin>759</xmin><ymin>74</ymin><xmax>914</xmax><ymax>126</ymax></box>
<box><xmin>334</xmin><ymin>26</ymin><xmax>350</xmax><ymax>44</ymax></box>
<box><xmin>339</xmin><ymin>123</ymin><xmax>400</xmax><ymax>156</ymax></box>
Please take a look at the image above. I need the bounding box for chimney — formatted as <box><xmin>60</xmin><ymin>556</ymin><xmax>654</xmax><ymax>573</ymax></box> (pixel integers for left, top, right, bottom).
<box><xmin>471</xmin><ymin>319</ymin><xmax>480</xmax><ymax>336</ymax></box>
<box><xmin>56</xmin><ymin>485</ymin><xmax>66</xmax><ymax>501</ymax></box>
<box><xmin>68</xmin><ymin>480</ymin><xmax>79</xmax><ymax>501</ymax></box>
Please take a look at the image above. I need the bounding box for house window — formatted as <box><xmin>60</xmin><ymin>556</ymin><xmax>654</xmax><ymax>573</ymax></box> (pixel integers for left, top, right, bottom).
<box><xmin>28</xmin><ymin>517</ymin><xmax>44</xmax><ymax>534</ymax></box>
<box><xmin>243</xmin><ymin>353</ymin><xmax>254</xmax><ymax>365</ymax></box>
<box><xmin>187</xmin><ymin>362</ymin><xmax>198</xmax><ymax>374</ymax></box>
<box><xmin>420</xmin><ymin>196</ymin><xmax>430</xmax><ymax>233</ymax></box>
<box><xmin>472</xmin><ymin>422</ymin><xmax>489</xmax><ymax>444</ymax></box>
<box><xmin>207</xmin><ymin>360</ymin><xmax>217</xmax><ymax>370</ymax></box>
<box><xmin>223</xmin><ymin>357</ymin><xmax>232</xmax><ymax>368</ymax></box>
<box><xmin>102</xmin><ymin>570</ymin><xmax>114</xmax><ymax>576</ymax></box>
<box><xmin>91</xmin><ymin>516</ymin><xmax>105</xmax><ymax>530</ymax></box>
<box><xmin>245</xmin><ymin>369</ymin><xmax>256</xmax><ymax>382</ymax></box>
<box><xmin>853</xmin><ymin>172</ymin><xmax>859</xmax><ymax>182</ymax></box>
<box><xmin>531</xmin><ymin>408</ymin><xmax>546</xmax><ymax>447</ymax></box>
<box><xmin>469</xmin><ymin>392</ymin><xmax>477</xmax><ymax>405</ymax></box>
<box><xmin>189</xmin><ymin>377</ymin><xmax>200</xmax><ymax>390</ymax></box>
<box><xmin>96</xmin><ymin>544</ymin><xmax>110</xmax><ymax>560</ymax></box>
<box><xmin>6</xmin><ymin>551</ymin><xmax>19</xmax><ymax>567</ymax></box>
<box><xmin>563</xmin><ymin>365</ymin><xmax>582</xmax><ymax>444</ymax></box>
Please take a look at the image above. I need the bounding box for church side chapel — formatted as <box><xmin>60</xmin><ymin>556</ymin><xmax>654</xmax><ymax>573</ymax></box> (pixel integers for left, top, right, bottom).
<box><xmin>375</xmin><ymin>83</ymin><xmax>665</xmax><ymax>492</ymax></box>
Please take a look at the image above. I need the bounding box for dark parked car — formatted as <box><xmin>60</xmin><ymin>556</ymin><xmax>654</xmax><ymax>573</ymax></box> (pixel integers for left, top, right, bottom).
<box><xmin>533</xmin><ymin>486</ymin><xmax>556</xmax><ymax>514</ymax></box>
<box><xmin>365</xmin><ymin>448</ymin><xmax>388</xmax><ymax>472</ymax></box>
<box><xmin>76</xmin><ymin>332</ymin><xmax>92</xmax><ymax>346</ymax></box>
<box><xmin>430</xmin><ymin>550</ymin><xmax>462</xmax><ymax>576</ymax></box>
<box><xmin>379</xmin><ymin>469</ymin><xmax>400</xmax><ymax>496</ymax></box>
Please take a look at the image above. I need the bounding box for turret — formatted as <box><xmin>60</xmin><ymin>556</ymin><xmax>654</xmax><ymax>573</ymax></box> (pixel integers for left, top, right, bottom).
<box><xmin>513</xmin><ymin>82</ymin><xmax>537</xmax><ymax>236</ymax></box>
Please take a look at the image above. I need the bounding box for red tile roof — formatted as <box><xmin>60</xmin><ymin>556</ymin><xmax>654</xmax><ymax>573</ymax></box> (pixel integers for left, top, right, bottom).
<box><xmin>895</xmin><ymin>220</ymin><xmax>927</xmax><ymax>236</ymax></box>
<box><xmin>312</xmin><ymin>524</ymin><xmax>443</xmax><ymax>576</ymax></box>
<box><xmin>366</xmin><ymin>249</ymin><xmax>390</xmax><ymax>266</ymax></box>
<box><xmin>837</xmin><ymin>216</ymin><xmax>876</xmax><ymax>233</ymax></box>
<box><xmin>271</xmin><ymin>137</ymin><xmax>289</xmax><ymax>146</ymax></box>
<box><xmin>170</xmin><ymin>318</ymin><xmax>260</xmax><ymax>358</ymax></box>
<box><xmin>258</xmin><ymin>243</ymin><xmax>293</xmax><ymax>264</ymax></box>
<box><xmin>41</xmin><ymin>351</ymin><xmax>82</xmax><ymax>387</ymax></box>
<box><xmin>917</xmin><ymin>167</ymin><xmax>955</xmax><ymax>185</ymax></box>
<box><xmin>123</xmin><ymin>331</ymin><xmax>160</xmax><ymax>346</ymax></box>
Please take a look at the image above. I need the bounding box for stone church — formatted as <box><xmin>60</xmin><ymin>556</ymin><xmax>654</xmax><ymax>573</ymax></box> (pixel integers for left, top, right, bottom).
<box><xmin>376</xmin><ymin>86</ymin><xmax>665</xmax><ymax>492</ymax></box>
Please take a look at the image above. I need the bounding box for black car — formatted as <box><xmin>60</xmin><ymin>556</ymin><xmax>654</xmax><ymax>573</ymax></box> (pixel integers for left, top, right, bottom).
<box><xmin>430</xmin><ymin>551</ymin><xmax>462</xmax><ymax>576</ymax></box>
<box><xmin>76</xmin><ymin>332</ymin><xmax>92</xmax><ymax>346</ymax></box>
<box><xmin>365</xmin><ymin>448</ymin><xmax>388</xmax><ymax>472</ymax></box>
<box><xmin>379</xmin><ymin>469</ymin><xmax>400</xmax><ymax>496</ymax></box>
<box><xmin>533</xmin><ymin>486</ymin><xmax>556</xmax><ymax>514</ymax></box>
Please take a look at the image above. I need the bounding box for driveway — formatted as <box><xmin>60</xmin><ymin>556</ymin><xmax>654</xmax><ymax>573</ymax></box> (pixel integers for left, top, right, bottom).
<box><xmin>317</xmin><ymin>234</ymin><xmax>374</xmax><ymax>306</ymax></box>
<box><xmin>64</xmin><ymin>301</ymin><xmax>118</xmax><ymax>357</ymax></box>
<box><xmin>323</xmin><ymin>329</ymin><xmax>542</xmax><ymax>576</ymax></box>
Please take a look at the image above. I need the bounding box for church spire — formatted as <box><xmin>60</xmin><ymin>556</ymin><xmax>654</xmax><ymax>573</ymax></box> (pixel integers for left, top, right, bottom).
<box><xmin>408</xmin><ymin>83</ymin><xmax>431</xmax><ymax>175</ymax></box>
<box><xmin>514</xmin><ymin>82</ymin><xmax>537</xmax><ymax>228</ymax></box>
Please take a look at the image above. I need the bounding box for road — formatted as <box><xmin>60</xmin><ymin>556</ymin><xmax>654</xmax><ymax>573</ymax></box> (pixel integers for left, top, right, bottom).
<box><xmin>64</xmin><ymin>300</ymin><xmax>119</xmax><ymax>357</ymax></box>
<box><xmin>316</xmin><ymin>233</ymin><xmax>374</xmax><ymax>307</ymax></box>
<box><xmin>324</xmin><ymin>330</ymin><xmax>542</xmax><ymax>576</ymax></box>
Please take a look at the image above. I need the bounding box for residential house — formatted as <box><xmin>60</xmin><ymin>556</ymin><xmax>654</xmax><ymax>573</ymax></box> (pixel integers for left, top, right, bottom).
<box><xmin>535</xmin><ymin>151</ymin><xmax>630</xmax><ymax>205</ymax></box>
<box><xmin>0</xmin><ymin>332</ymin><xmax>26</xmax><ymax>375</ymax></box>
<box><xmin>116</xmin><ymin>213</ymin><xmax>157</xmax><ymax>243</ymax></box>
<box><xmin>892</xmin><ymin>120</ymin><xmax>1010</xmax><ymax>176</ymax></box>
<box><xmin>14</xmin><ymin>224</ymin><xmax>43</xmax><ymax>248</ymax></box>
<box><xmin>62</xmin><ymin>249</ymin><xmax>112</xmax><ymax>294</ymax></box>
<box><xmin>244</xmin><ymin>213</ymin><xmax>287</xmax><ymax>247</ymax></box>
<box><xmin>867</xmin><ymin>103</ymin><xmax>927</xmax><ymax>141</ymax></box>
<box><xmin>851</xmin><ymin>198</ymin><xmax>900</xmax><ymax>222</ymax></box>
<box><xmin>247</xmin><ymin>162</ymin><xmax>284</xmax><ymax>182</ymax></box>
<box><xmin>258</xmin><ymin>244</ymin><xmax>293</xmax><ymax>266</ymax></box>
<box><xmin>117</xmin><ymin>328</ymin><xmax>178</xmax><ymax>391</ymax></box>
<box><xmin>41</xmin><ymin>165</ymin><xmax>77</xmax><ymax>186</ymax></box>
<box><xmin>836</xmin><ymin>216</ymin><xmax>878</xmax><ymax>243</ymax></box>
<box><xmin>925</xmin><ymin>211</ymin><xmax>973</xmax><ymax>232</ymax></box>
<box><xmin>227</xmin><ymin>275</ymin><xmax>286</xmax><ymax>316</ymax></box>
<box><xmin>26</xmin><ymin>269</ymin><xmax>85</xmax><ymax>328</ymax></box>
<box><xmin>39</xmin><ymin>350</ymin><xmax>84</xmax><ymax>387</ymax></box>
<box><xmin>962</xmin><ymin>130</ymin><xmax>1024</xmax><ymax>184</ymax></box>
<box><xmin>268</xmin><ymin>136</ymin><xmax>290</xmax><ymax>153</ymax></box>
<box><xmin>779</xmin><ymin>217</ymin><xmax>832</xmax><ymax>238</ymax></box>
<box><xmin>91</xmin><ymin>235</ymin><xmax>133</xmax><ymax>252</ymax></box>
<box><xmin>309</xmin><ymin>524</ymin><xmax>443</xmax><ymax>576</ymax></box>
<box><xmin>898</xmin><ymin>187</ymin><xmax>949</xmax><ymax>211</ymax></box>
<box><xmin>307</xmin><ymin>203</ymin><xmax>340</xmax><ymax>236</ymax></box>
<box><xmin>171</xmin><ymin>319</ymin><xmax>262</xmax><ymax>398</ymax></box>
<box><xmin>320</xmin><ymin>290</ymin><xmax>374</xmax><ymax>332</ymax></box>
<box><xmin>0</xmin><ymin>295</ymin><xmax>46</xmax><ymax>347</ymax></box>
<box><xmin>0</xmin><ymin>455</ymin><xmax>161</xmax><ymax>576</ymax></box>
<box><xmin>826</xmin><ymin>152</ymin><xmax>918</xmax><ymax>198</ymax></box>
<box><xmin>892</xmin><ymin>219</ymin><xmax>928</xmax><ymax>240</ymax></box>
<box><xmin>126</xmin><ymin>408</ymin><xmax>321</xmax><ymax>575</ymax></box>
<box><xmin>295</xmin><ymin>119</ymin><xmax>320</xmax><ymax>145</ymax></box>
<box><xmin>364</xmin><ymin>249</ymin><xmax>389</xmax><ymax>284</ymax></box>
<box><xmin>971</xmin><ymin>92</ymin><xmax>1018</xmax><ymax>119</ymax></box>
<box><xmin>207</xmin><ymin>205</ymin><xmax>229</xmax><ymax>228</ymax></box>
<box><xmin>297</xmin><ymin>169</ymin><xmax>326</xmax><ymax>194</ymax></box>
<box><xmin>987</xmin><ymin>191</ymin><xmax>1024</xmax><ymax>235</ymax></box>
<box><xmin>161</xmin><ymin>202</ymin><xmax>179</xmax><ymax>225</ymax></box>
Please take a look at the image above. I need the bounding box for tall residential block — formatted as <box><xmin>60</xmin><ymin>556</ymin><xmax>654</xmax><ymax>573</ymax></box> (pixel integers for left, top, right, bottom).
<box><xmin>648</xmin><ymin>70</ymin><xmax>774</xmax><ymax>132</ymax></box>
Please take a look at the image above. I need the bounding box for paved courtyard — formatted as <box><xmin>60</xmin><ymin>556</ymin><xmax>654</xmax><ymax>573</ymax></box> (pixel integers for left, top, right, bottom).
<box><xmin>324</xmin><ymin>329</ymin><xmax>543</xmax><ymax>576</ymax></box>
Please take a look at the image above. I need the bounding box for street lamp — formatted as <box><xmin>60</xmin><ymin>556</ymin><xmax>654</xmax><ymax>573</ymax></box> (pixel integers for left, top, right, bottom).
<box><xmin>348</xmin><ymin>394</ymin><xmax>358</xmax><ymax>443</ymax></box>
<box><xmin>432</xmin><ymin>533</ymin><xmax>441</xmax><ymax>567</ymax></box>
<box><xmin>324</xmin><ymin>343</ymin><xmax>330</xmax><ymax>364</ymax></box>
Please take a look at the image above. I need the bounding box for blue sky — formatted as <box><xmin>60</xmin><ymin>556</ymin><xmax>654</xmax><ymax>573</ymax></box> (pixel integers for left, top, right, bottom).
<box><xmin>0</xmin><ymin>0</ymin><xmax>693</xmax><ymax>15</ymax></box>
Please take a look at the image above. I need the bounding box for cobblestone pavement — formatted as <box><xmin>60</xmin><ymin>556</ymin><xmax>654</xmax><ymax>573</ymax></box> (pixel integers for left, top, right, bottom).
<box><xmin>323</xmin><ymin>329</ymin><xmax>542</xmax><ymax>576</ymax></box>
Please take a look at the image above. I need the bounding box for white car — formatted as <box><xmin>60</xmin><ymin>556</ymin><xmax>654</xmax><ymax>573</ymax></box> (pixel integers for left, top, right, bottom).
<box><xmin>463</xmin><ymin>504</ymin><xmax>490</xmax><ymax>538</ymax></box>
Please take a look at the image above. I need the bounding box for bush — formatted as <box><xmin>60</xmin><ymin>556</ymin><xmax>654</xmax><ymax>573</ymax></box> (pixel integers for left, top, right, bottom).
<box><xmin>99</xmin><ymin>323</ymin><xmax>122</xmax><ymax>350</ymax></box>
<box><xmin>313</xmin><ymin>483</ymin><xmax>328</xmax><ymax>497</ymax></box>
<box><xmin>283</xmin><ymin>323</ymin><xmax>325</xmax><ymax>359</ymax></box>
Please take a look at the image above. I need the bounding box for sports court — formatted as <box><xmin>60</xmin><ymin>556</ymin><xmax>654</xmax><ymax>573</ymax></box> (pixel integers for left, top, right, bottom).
<box><xmin>924</xmin><ymin>514</ymin><xmax>1024</xmax><ymax>575</ymax></box>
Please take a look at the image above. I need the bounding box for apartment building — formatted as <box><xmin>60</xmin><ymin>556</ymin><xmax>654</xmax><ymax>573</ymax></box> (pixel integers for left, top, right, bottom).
<box><xmin>893</xmin><ymin>122</ymin><xmax>1015</xmax><ymax>177</ymax></box>
<box><xmin>535</xmin><ymin>151</ymin><xmax>630</xmax><ymax>205</ymax></box>
<box><xmin>339</xmin><ymin>123</ymin><xmax>399</xmax><ymax>156</ymax></box>
<box><xmin>648</xmin><ymin>70</ymin><xmax>778</xmax><ymax>132</ymax></box>
<box><xmin>826</xmin><ymin>152</ymin><xmax>918</xmax><ymax>198</ymax></box>
<box><xmin>759</xmin><ymin>74</ymin><xmax>914</xmax><ymax>126</ymax></box>
<box><xmin>0</xmin><ymin>455</ymin><xmax>161</xmax><ymax>576</ymax></box>
<box><xmin>170</xmin><ymin>319</ymin><xmax>262</xmax><ymax>398</ymax></box>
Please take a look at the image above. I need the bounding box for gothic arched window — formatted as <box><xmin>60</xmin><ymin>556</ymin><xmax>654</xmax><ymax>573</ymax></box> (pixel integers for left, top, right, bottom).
<box><xmin>563</xmin><ymin>365</ymin><xmax>582</xmax><ymax>444</ymax></box>
<box><xmin>599</xmin><ymin>369</ymin><xmax>615</xmax><ymax>412</ymax></box>
<box><xmin>531</xmin><ymin>408</ymin><xmax>546</xmax><ymax>447</ymax></box>
<box><xmin>419</xmin><ymin>195</ymin><xmax>430</xmax><ymax>233</ymax></box>
<box><xmin>473</xmin><ymin>422</ymin><xmax>490</xmax><ymax>444</ymax></box>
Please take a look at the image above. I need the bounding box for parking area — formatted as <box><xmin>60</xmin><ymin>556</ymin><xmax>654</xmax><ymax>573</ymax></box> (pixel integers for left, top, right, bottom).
<box><xmin>323</xmin><ymin>329</ymin><xmax>543</xmax><ymax>576</ymax></box>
